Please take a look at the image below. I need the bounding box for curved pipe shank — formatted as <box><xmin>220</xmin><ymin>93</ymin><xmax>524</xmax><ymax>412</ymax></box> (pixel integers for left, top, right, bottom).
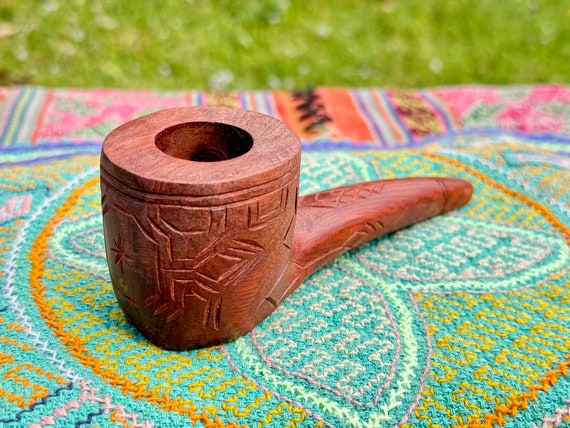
<box><xmin>260</xmin><ymin>177</ymin><xmax>473</xmax><ymax>313</ymax></box>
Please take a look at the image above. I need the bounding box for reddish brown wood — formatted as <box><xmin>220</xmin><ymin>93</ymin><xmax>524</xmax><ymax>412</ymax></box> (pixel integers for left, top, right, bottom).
<box><xmin>100</xmin><ymin>106</ymin><xmax>473</xmax><ymax>350</ymax></box>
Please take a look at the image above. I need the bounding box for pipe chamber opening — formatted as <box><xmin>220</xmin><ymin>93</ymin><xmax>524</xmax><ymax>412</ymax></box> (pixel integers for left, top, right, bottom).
<box><xmin>155</xmin><ymin>122</ymin><xmax>254</xmax><ymax>162</ymax></box>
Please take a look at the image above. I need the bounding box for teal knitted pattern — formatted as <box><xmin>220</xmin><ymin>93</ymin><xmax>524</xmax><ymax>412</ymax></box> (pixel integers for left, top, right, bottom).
<box><xmin>1</xmin><ymin>85</ymin><xmax>569</xmax><ymax>427</ymax></box>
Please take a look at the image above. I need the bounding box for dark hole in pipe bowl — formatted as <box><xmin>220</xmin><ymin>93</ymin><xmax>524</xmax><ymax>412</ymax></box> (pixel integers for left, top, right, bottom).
<box><xmin>155</xmin><ymin>122</ymin><xmax>253</xmax><ymax>162</ymax></box>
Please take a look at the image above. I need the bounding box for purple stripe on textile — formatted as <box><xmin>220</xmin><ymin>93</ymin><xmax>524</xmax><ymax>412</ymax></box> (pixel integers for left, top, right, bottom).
<box><xmin>350</xmin><ymin>90</ymin><xmax>388</xmax><ymax>146</ymax></box>
<box><xmin>374</xmin><ymin>90</ymin><xmax>413</xmax><ymax>141</ymax></box>
<box><xmin>420</xmin><ymin>90</ymin><xmax>455</xmax><ymax>131</ymax></box>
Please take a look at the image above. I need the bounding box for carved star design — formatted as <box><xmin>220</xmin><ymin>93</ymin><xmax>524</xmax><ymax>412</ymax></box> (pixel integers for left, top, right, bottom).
<box><xmin>111</xmin><ymin>235</ymin><xmax>133</xmax><ymax>274</ymax></box>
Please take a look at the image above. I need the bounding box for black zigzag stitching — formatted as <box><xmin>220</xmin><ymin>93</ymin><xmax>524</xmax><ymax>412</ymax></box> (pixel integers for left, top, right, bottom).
<box><xmin>292</xmin><ymin>89</ymin><xmax>332</xmax><ymax>132</ymax></box>
<box><xmin>75</xmin><ymin>408</ymin><xmax>105</xmax><ymax>427</ymax></box>
<box><xmin>0</xmin><ymin>383</ymin><xmax>74</xmax><ymax>424</ymax></box>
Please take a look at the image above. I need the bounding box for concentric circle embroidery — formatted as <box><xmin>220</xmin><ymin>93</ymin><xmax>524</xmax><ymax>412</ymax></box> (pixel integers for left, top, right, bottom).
<box><xmin>2</xmin><ymin>129</ymin><xmax>568</xmax><ymax>427</ymax></box>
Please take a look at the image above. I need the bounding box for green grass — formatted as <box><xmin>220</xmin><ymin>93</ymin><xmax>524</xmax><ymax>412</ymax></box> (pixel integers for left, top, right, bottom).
<box><xmin>0</xmin><ymin>0</ymin><xmax>569</xmax><ymax>89</ymax></box>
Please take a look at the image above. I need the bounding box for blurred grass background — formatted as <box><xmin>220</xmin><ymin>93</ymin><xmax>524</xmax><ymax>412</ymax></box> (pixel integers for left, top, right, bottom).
<box><xmin>0</xmin><ymin>0</ymin><xmax>568</xmax><ymax>90</ymax></box>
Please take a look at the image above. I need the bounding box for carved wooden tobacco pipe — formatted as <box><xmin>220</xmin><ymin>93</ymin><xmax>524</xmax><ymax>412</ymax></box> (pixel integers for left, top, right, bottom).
<box><xmin>100</xmin><ymin>106</ymin><xmax>473</xmax><ymax>350</ymax></box>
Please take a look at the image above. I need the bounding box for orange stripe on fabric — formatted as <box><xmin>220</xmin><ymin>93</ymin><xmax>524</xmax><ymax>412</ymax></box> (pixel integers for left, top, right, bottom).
<box><xmin>421</xmin><ymin>151</ymin><xmax>570</xmax><ymax>244</ymax></box>
<box><xmin>28</xmin><ymin>176</ymin><xmax>244</xmax><ymax>428</ymax></box>
<box><xmin>184</xmin><ymin>91</ymin><xmax>195</xmax><ymax>107</ymax></box>
<box><xmin>247</xmin><ymin>92</ymin><xmax>257</xmax><ymax>111</ymax></box>
<box><xmin>319</xmin><ymin>88</ymin><xmax>375</xmax><ymax>142</ymax></box>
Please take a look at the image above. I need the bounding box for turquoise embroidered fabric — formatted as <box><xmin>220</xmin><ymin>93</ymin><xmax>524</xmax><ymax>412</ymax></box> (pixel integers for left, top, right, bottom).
<box><xmin>0</xmin><ymin>86</ymin><xmax>569</xmax><ymax>427</ymax></box>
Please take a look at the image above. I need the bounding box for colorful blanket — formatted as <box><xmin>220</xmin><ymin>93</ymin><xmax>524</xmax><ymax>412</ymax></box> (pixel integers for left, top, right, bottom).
<box><xmin>1</xmin><ymin>85</ymin><xmax>569</xmax><ymax>427</ymax></box>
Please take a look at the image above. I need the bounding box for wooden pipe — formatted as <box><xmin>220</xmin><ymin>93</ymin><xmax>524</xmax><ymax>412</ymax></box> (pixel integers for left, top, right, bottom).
<box><xmin>100</xmin><ymin>106</ymin><xmax>473</xmax><ymax>350</ymax></box>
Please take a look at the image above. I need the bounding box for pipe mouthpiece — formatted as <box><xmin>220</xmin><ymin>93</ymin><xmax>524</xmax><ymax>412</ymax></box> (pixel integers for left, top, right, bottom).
<box><xmin>440</xmin><ymin>178</ymin><xmax>474</xmax><ymax>213</ymax></box>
